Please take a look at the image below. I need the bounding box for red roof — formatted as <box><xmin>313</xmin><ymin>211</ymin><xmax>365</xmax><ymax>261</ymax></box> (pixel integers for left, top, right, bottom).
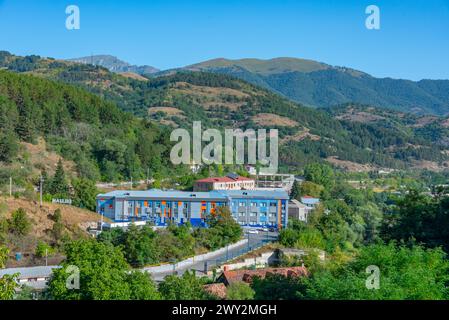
<box><xmin>221</xmin><ymin>266</ymin><xmax>308</xmax><ymax>285</ymax></box>
<box><xmin>196</xmin><ymin>176</ymin><xmax>254</xmax><ymax>183</ymax></box>
<box><xmin>203</xmin><ymin>283</ymin><xmax>227</xmax><ymax>299</ymax></box>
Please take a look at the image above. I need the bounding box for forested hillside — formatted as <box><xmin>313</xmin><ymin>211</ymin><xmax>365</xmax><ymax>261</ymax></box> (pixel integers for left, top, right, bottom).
<box><xmin>0</xmin><ymin>70</ymin><xmax>178</xmax><ymax>184</ymax></box>
<box><xmin>2</xmin><ymin>51</ymin><xmax>449</xmax><ymax>175</ymax></box>
<box><xmin>178</xmin><ymin>58</ymin><xmax>449</xmax><ymax>115</ymax></box>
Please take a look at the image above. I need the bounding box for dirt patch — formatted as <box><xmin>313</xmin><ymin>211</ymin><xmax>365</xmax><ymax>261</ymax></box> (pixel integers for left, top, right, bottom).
<box><xmin>335</xmin><ymin>111</ymin><xmax>386</xmax><ymax>123</ymax></box>
<box><xmin>173</xmin><ymin>82</ymin><xmax>250</xmax><ymax>99</ymax></box>
<box><xmin>410</xmin><ymin>160</ymin><xmax>449</xmax><ymax>172</ymax></box>
<box><xmin>1</xmin><ymin>197</ymin><xmax>102</xmax><ymax>239</ymax></box>
<box><xmin>148</xmin><ymin>107</ymin><xmax>185</xmax><ymax>117</ymax></box>
<box><xmin>119</xmin><ymin>72</ymin><xmax>148</xmax><ymax>81</ymax></box>
<box><xmin>252</xmin><ymin>113</ymin><xmax>298</xmax><ymax>127</ymax></box>
<box><xmin>326</xmin><ymin>157</ymin><xmax>377</xmax><ymax>172</ymax></box>
<box><xmin>440</xmin><ymin>118</ymin><xmax>449</xmax><ymax>128</ymax></box>
<box><xmin>20</xmin><ymin>138</ymin><xmax>77</xmax><ymax>176</ymax></box>
<box><xmin>171</xmin><ymin>82</ymin><xmax>250</xmax><ymax>111</ymax></box>
<box><xmin>281</xmin><ymin>128</ymin><xmax>320</xmax><ymax>144</ymax></box>
<box><xmin>410</xmin><ymin>116</ymin><xmax>439</xmax><ymax>128</ymax></box>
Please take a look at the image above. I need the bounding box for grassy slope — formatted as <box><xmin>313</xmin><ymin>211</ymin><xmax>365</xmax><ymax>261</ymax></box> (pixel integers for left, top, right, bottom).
<box><xmin>1</xmin><ymin>196</ymin><xmax>103</xmax><ymax>267</ymax></box>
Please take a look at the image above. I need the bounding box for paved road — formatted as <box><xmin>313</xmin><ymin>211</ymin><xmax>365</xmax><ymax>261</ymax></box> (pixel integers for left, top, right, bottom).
<box><xmin>1</xmin><ymin>232</ymin><xmax>278</xmax><ymax>286</ymax></box>
<box><xmin>149</xmin><ymin>231</ymin><xmax>278</xmax><ymax>282</ymax></box>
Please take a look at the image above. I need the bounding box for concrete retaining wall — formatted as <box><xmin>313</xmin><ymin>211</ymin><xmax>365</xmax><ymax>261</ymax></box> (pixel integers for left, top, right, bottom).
<box><xmin>219</xmin><ymin>251</ymin><xmax>277</xmax><ymax>272</ymax></box>
<box><xmin>143</xmin><ymin>239</ymin><xmax>249</xmax><ymax>274</ymax></box>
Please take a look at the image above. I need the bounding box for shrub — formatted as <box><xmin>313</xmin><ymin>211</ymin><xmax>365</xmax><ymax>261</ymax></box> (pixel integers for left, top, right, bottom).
<box><xmin>8</xmin><ymin>208</ymin><xmax>31</xmax><ymax>236</ymax></box>
<box><xmin>226</xmin><ymin>282</ymin><xmax>255</xmax><ymax>300</ymax></box>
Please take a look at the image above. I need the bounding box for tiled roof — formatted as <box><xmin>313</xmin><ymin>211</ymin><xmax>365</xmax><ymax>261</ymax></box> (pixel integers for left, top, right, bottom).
<box><xmin>203</xmin><ymin>283</ymin><xmax>227</xmax><ymax>299</ymax></box>
<box><xmin>196</xmin><ymin>176</ymin><xmax>254</xmax><ymax>183</ymax></box>
<box><xmin>0</xmin><ymin>266</ymin><xmax>60</xmax><ymax>279</ymax></box>
<box><xmin>221</xmin><ymin>266</ymin><xmax>308</xmax><ymax>285</ymax></box>
<box><xmin>223</xmin><ymin>189</ymin><xmax>289</xmax><ymax>199</ymax></box>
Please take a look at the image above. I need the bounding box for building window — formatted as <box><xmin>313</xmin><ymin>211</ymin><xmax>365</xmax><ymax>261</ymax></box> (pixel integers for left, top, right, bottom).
<box><xmin>251</xmin><ymin>202</ymin><xmax>257</xmax><ymax>207</ymax></box>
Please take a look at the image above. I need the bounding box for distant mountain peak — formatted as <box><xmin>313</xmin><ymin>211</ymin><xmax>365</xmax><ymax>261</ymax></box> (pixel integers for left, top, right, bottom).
<box><xmin>185</xmin><ymin>57</ymin><xmax>332</xmax><ymax>75</ymax></box>
<box><xmin>67</xmin><ymin>54</ymin><xmax>160</xmax><ymax>75</ymax></box>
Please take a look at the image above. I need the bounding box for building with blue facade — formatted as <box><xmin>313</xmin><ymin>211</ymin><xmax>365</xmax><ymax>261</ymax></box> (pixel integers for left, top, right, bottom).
<box><xmin>96</xmin><ymin>189</ymin><xmax>289</xmax><ymax>229</ymax></box>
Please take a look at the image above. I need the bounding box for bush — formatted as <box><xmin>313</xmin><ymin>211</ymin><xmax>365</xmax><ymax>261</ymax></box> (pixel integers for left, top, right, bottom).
<box><xmin>35</xmin><ymin>241</ymin><xmax>56</xmax><ymax>258</ymax></box>
<box><xmin>226</xmin><ymin>282</ymin><xmax>255</xmax><ymax>300</ymax></box>
<box><xmin>8</xmin><ymin>208</ymin><xmax>31</xmax><ymax>236</ymax></box>
<box><xmin>158</xmin><ymin>271</ymin><xmax>209</xmax><ymax>300</ymax></box>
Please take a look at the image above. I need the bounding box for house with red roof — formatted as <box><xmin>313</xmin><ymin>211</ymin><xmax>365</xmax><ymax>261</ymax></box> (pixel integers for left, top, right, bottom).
<box><xmin>194</xmin><ymin>173</ymin><xmax>255</xmax><ymax>192</ymax></box>
<box><xmin>218</xmin><ymin>266</ymin><xmax>308</xmax><ymax>286</ymax></box>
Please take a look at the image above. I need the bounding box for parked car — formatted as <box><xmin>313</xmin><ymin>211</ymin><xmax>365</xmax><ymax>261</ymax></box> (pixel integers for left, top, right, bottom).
<box><xmin>269</xmin><ymin>227</ymin><xmax>276</xmax><ymax>232</ymax></box>
<box><xmin>247</xmin><ymin>229</ymin><xmax>259</xmax><ymax>234</ymax></box>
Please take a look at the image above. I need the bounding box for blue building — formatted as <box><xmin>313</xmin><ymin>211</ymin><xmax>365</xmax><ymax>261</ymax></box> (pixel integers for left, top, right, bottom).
<box><xmin>96</xmin><ymin>189</ymin><xmax>289</xmax><ymax>229</ymax></box>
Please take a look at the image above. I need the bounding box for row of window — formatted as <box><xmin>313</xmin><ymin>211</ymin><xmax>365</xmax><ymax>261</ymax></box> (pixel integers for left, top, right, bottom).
<box><xmin>237</xmin><ymin>212</ymin><xmax>277</xmax><ymax>218</ymax></box>
<box><xmin>235</xmin><ymin>201</ymin><xmax>278</xmax><ymax>207</ymax></box>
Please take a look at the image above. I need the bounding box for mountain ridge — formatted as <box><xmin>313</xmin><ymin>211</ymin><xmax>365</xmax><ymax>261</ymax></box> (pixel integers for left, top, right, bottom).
<box><xmin>2</xmin><ymin>50</ymin><xmax>449</xmax><ymax>173</ymax></box>
<box><xmin>68</xmin><ymin>54</ymin><xmax>160</xmax><ymax>75</ymax></box>
<box><xmin>65</xmin><ymin>54</ymin><xmax>449</xmax><ymax>115</ymax></box>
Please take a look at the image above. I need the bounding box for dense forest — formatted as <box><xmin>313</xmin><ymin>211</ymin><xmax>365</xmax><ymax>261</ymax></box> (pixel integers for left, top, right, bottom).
<box><xmin>0</xmin><ymin>70</ymin><xmax>180</xmax><ymax>182</ymax></box>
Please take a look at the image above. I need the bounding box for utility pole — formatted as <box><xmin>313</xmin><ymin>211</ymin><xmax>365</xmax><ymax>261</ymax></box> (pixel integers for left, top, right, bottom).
<box><xmin>146</xmin><ymin>168</ymin><xmax>150</xmax><ymax>184</ymax></box>
<box><xmin>45</xmin><ymin>248</ymin><xmax>48</xmax><ymax>267</ymax></box>
<box><xmin>130</xmin><ymin>176</ymin><xmax>133</xmax><ymax>189</ymax></box>
<box><xmin>39</xmin><ymin>175</ymin><xmax>44</xmax><ymax>206</ymax></box>
<box><xmin>9</xmin><ymin>177</ymin><xmax>12</xmax><ymax>197</ymax></box>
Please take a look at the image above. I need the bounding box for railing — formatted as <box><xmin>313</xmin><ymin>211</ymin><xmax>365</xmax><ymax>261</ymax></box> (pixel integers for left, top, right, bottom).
<box><xmin>192</xmin><ymin>235</ymin><xmax>276</xmax><ymax>274</ymax></box>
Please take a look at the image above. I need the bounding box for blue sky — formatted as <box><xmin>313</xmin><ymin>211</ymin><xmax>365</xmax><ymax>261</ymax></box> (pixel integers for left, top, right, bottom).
<box><xmin>1</xmin><ymin>0</ymin><xmax>448</xmax><ymax>80</ymax></box>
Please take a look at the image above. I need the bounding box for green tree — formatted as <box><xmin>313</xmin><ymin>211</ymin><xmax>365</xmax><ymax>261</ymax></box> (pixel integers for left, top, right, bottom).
<box><xmin>0</xmin><ymin>246</ymin><xmax>19</xmax><ymax>300</ymax></box>
<box><xmin>123</xmin><ymin>224</ymin><xmax>160</xmax><ymax>267</ymax></box>
<box><xmin>299</xmin><ymin>181</ymin><xmax>324</xmax><ymax>198</ymax></box>
<box><xmin>127</xmin><ymin>271</ymin><xmax>161</xmax><ymax>300</ymax></box>
<box><xmin>158</xmin><ymin>271</ymin><xmax>208</xmax><ymax>300</ymax></box>
<box><xmin>251</xmin><ymin>274</ymin><xmax>306</xmax><ymax>300</ymax></box>
<box><xmin>72</xmin><ymin>178</ymin><xmax>98</xmax><ymax>211</ymax></box>
<box><xmin>383</xmin><ymin>190</ymin><xmax>449</xmax><ymax>252</ymax></box>
<box><xmin>226</xmin><ymin>282</ymin><xmax>255</xmax><ymax>300</ymax></box>
<box><xmin>197</xmin><ymin>206</ymin><xmax>243</xmax><ymax>250</ymax></box>
<box><xmin>47</xmin><ymin>239</ymin><xmax>157</xmax><ymax>300</ymax></box>
<box><xmin>8</xmin><ymin>208</ymin><xmax>31</xmax><ymax>236</ymax></box>
<box><xmin>304</xmin><ymin>163</ymin><xmax>335</xmax><ymax>188</ymax></box>
<box><xmin>35</xmin><ymin>241</ymin><xmax>56</xmax><ymax>258</ymax></box>
<box><xmin>49</xmin><ymin>159</ymin><xmax>69</xmax><ymax>196</ymax></box>
<box><xmin>290</xmin><ymin>180</ymin><xmax>301</xmax><ymax>200</ymax></box>
<box><xmin>0</xmin><ymin>130</ymin><xmax>19</xmax><ymax>163</ymax></box>
<box><xmin>304</xmin><ymin>243</ymin><xmax>449</xmax><ymax>300</ymax></box>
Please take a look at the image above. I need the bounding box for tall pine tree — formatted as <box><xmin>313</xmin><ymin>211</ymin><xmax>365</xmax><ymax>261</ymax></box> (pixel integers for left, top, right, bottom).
<box><xmin>49</xmin><ymin>159</ymin><xmax>69</xmax><ymax>197</ymax></box>
<box><xmin>290</xmin><ymin>180</ymin><xmax>301</xmax><ymax>200</ymax></box>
